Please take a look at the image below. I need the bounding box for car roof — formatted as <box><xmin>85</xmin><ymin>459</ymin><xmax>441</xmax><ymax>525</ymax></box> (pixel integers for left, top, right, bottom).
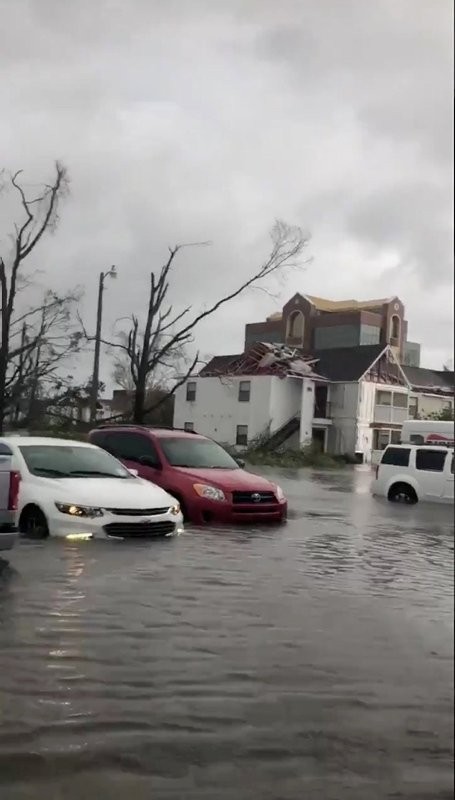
<box><xmin>92</xmin><ymin>426</ymin><xmax>207</xmax><ymax>439</ymax></box>
<box><xmin>0</xmin><ymin>436</ymin><xmax>97</xmax><ymax>448</ymax></box>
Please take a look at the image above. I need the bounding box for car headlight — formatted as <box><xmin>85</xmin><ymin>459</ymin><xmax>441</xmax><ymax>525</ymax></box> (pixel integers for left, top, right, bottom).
<box><xmin>274</xmin><ymin>485</ymin><xmax>285</xmax><ymax>501</ymax></box>
<box><xmin>169</xmin><ymin>504</ymin><xmax>181</xmax><ymax>516</ymax></box>
<box><xmin>193</xmin><ymin>483</ymin><xmax>226</xmax><ymax>502</ymax></box>
<box><xmin>55</xmin><ymin>503</ymin><xmax>104</xmax><ymax>518</ymax></box>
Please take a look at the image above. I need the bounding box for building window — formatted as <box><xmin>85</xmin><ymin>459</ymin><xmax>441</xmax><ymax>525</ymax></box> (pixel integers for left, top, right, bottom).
<box><xmin>287</xmin><ymin>310</ymin><xmax>305</xmax><ymax>342</ymax></box>
<box><xmin>373</xmin><ymin>429</ymin><xmax>391</xmax><ymax>450</ymax></box>
<box><xmin>360</xmin><ymin>324</ymin><xmax>381</xmax><ymax>346</ymax></box>
<box><xmin>392</xmin><ymin>392</ymin><xmax>408</xmax><ymax>408</ymax></box>
<box><xmin>236</xmin><ymin>425</ymin><xmax>248</xmax><ymax>446</ymax></box>
<box><xmin>390</xmin><ymin>430</ymin><xmax>401</xmax><ymax>444</ymax></box>
<box><xmin>183</xmin><ymin>422</ymin><xmax>194</xmax><ymax>432</ymax></box>
<box><xmin>390</xmin><ymin>314</ymin><xmax>401</xmax><ymax>342</ymax></box>
<box><xmin>376</xmin><ymin>390</ymin><xmax>392</xmax><ymax>406</ymax></box>
<box><xmin>238</xmin><ymin>380</ymin><xmax>251</xmax><ymax>402</ymax></box>
<box><xmin>186</xmin><ymin>382</ymin><xmax>197</xmax><ymax>402</ymax></box>
<box><xmin>416</xmin><ymin>449</ymin><xmax>446</xmax><ymax>473</ymax></box>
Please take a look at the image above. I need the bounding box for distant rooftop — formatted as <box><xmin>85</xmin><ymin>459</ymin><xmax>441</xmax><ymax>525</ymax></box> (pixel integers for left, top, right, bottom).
<box><xmin>305</xmin><ymin>295</ymin><xmax>392</xmax><ymax>312</ymax></box>
<box><xmin>265</xmin><ymin>295</ymin><xmax>393</xmax><ymax>321</ymax></box>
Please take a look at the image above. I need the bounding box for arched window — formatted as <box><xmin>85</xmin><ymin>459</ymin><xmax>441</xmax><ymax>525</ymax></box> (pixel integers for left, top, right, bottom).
<box><xmin>390</xmin><ymin>314</ymin><xmax>400</xmax><ymax>341</ymax></box>
<box><xmin>287</xmin><ymin>310</ymin><xmax>305</xmax><ymax>342</ymax></box>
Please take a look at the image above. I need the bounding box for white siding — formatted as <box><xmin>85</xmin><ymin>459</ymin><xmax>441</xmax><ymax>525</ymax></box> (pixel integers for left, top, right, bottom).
<box><xmin>416</xmin><ymin>393</ymin><xmax>454</xmax><ymax>418</ymax></box>
<box><xmin>173</xmin><ymin>375</ymin><xmax>273</xmax><ymax>446</ymax></box>
<box><xmin>328</xmin><ymin>382</ymin><xmax>359</xmax><ymax>455</ymax></box>
<box><xmin>173</xmin><ymin>374</ymin><xmax>317</xmax><ymax>448</ymax></box>
<box><xmin>361</xmin><ymin>381</ymin><xmax>409</xmax><ymax>463</ymax></box>
<box><xmin>269</xmin><ymin>377</ymin><xmax>302</xmax><ymax>432</ymax></box>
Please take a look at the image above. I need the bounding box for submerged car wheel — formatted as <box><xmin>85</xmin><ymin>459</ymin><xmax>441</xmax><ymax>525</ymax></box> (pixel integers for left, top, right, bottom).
<box><xmin>19</xmin><ymin>506</ymin><xmax>50</xmax><ymax>539</ymax></box>
<box><xmin>388</xmin><ymin>483</ymin><xmax>418</xmax><ymax>505</ymax></box>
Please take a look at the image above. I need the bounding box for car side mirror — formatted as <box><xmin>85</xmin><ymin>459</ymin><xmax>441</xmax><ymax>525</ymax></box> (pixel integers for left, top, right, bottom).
<box><xmin>139</xmin><ymin>455</ymin><xmax>162</xmax><ymax>469</ymax></box>
<box><xmin>235</xmin><ymin>458</ymin><xmax>245</xmax><ymax>468</ymax></box>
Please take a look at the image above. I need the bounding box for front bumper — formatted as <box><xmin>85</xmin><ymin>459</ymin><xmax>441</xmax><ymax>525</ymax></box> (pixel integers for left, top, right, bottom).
<box><xmin>191</xmin><ymin>497</ymin><xmax>288</xmax><ymax>525</ymax></box>
<box><xmin>48</xmin><ymin>509</ymin><xmax>184</xmax><ymax>540</ymax></box>
<box><xmin>0</xmin><ymin>523</ymin><xmax>18</xmax><ymax>552</ymax></box>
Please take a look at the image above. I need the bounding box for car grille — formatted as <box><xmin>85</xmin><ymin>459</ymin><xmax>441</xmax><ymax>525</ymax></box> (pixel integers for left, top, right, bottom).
<box><xmin>232</xmin><ymin>491</ymin><xmax>277</xmax><ymax>505</ymax></box>
<box><xmin>103</xmin><ymin>521</ymin><xmax>176</xmax><ymax>538</ymax></box>
<box><xmin>106</xmin><ymin>507</ymin><xmax>170</xmax><ymax>516</ymax></box>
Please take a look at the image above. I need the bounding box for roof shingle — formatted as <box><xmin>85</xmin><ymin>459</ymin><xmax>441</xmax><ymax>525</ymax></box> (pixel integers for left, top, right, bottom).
<box><xmin>311</xmin><ymin>344</ymin><xmax>386</xmax><ymax>381</ymax></box>
<box><xmin>402</xmin><ymin>366</ymin><xmax>454</xmax><ymax>393</ymax></box>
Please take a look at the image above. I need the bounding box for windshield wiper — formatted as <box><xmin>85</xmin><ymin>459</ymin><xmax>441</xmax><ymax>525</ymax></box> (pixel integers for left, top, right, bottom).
<box><xmin>33</xmin><ymin>467</ymin><xmax>70</xmax><ymax>477</ymax></box>
<box><xmin>69</xmin><ymin>469</ymin><xmax>124</xmax><ymax>478</ymax></box>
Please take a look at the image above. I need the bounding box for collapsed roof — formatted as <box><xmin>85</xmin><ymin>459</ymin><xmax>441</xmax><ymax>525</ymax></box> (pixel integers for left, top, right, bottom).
<box><xmin>200</xmin><ymin>341</ymin><xmax>327</xmax><ymax>380</ymax></box>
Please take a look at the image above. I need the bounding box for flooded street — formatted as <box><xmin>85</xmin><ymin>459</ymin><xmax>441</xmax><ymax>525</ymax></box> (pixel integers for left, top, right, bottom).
<box><xmin>0</xmin><ymin>468</ymin><xmax>453</xmax><ymax>800</ymax></box>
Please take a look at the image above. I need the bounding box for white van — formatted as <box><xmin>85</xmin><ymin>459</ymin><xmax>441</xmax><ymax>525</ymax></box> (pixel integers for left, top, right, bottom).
<box><xmin>373</xmin><ymin>444</ymin><xmax>454</xmax><ymax>505</ymax></box>
<box><xmin>400</xmin><ymin>419</ymin><xmax>454</xmax><ymax>447</ymax></box>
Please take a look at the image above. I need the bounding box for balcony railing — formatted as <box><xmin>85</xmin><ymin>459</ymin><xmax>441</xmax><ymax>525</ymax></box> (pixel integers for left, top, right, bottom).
<box><xmin>374</xmin><ymin>404</ymin><xmax>408</xmax><ymax>424</ymax></box>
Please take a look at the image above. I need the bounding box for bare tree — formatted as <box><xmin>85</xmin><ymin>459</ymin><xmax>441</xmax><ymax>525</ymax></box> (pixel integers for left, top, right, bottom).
<box><xmin>83</xmin><ymin>220</ymin><xmax>310</xmax><ymax>423</ymax></box>
<box><xmin>6</xmin><ymin>289</ymin><xmax>83</xmax><ymax>426</ymax></box>
<box><xmin>0</xmin><ymin>163</ymin><xmax>69</xmax><ymax>432</ymax></box>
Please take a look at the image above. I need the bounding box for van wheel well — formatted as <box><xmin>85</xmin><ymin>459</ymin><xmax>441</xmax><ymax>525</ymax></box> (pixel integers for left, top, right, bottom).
<box><xmin>388</xmin><ymin>483</ymin><xmax>418</xmax><ymax>505</ymax></box>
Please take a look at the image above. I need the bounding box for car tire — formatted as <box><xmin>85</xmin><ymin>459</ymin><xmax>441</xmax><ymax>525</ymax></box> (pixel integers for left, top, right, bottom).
<box><xmin>388</xmin><ymin>483</ymin><xmax>418</xmax><ymax>505</ymax></box>
<box><xmin>19</xmin><ymin>506</ymin><xmax>50</xmax><ymax>539</ymax></box>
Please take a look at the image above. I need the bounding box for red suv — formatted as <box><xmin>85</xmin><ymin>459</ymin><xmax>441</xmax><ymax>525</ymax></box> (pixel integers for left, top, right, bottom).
<box><xmin>88</xmin><ymin>426</ymin><xmax>287</xmax><ymax>525</ymax></box>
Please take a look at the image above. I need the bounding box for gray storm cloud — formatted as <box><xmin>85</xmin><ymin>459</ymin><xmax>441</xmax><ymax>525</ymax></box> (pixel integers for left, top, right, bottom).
<box><xmin>0</xmin><ymin>0</ymin><xmax>452</xmax><ymax>375</ymax></box>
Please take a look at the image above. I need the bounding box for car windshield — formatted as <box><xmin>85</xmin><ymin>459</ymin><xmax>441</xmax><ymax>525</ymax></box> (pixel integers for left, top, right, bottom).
<box><xmin>19</xmin><ymin>444</ymin><xmax>132</xmax><ymax>479</ymax></box>
<box><xmin>160</xmin><ymin>437</ymin><xmax>239</xmax><ymax>469</ymax></box>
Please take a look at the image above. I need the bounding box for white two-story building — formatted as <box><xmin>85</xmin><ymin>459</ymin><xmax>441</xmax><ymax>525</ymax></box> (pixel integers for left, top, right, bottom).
<box><xmin>174</xmin><ymin>342</ymin><xmax>453</xmax><ymax>463</ymax></box>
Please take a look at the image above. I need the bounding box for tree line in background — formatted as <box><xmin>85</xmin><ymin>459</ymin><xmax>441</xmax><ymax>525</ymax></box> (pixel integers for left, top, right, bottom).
<box><xmin>0</xmin><ymin>161</ymin><xmax>310</xmax><ymax>434</ymax></box>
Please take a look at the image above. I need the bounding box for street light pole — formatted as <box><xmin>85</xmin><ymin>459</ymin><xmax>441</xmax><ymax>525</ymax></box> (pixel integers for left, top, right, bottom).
<box><xmin>89</xmin><ymin>265</ymin><xmax>116</xmax><ymax>424</ymax></box>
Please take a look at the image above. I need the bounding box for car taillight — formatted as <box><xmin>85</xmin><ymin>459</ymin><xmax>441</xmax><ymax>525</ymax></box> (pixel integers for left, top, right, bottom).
<box><xmin>8</xmin><ymin>471</ymin><xmax>21</xmax><ymax>511</ymax></box>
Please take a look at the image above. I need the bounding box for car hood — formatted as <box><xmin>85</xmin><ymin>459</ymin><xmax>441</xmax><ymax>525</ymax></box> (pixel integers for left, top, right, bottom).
<box><xmin>174</xmin><ymin>467</ymin><xmax>277</xmax><ymax>492</ymax></box>
<box><xmin>35</xmin><ymin>476</ymin><xmax>176</xmax><ymax>508</ymax></box>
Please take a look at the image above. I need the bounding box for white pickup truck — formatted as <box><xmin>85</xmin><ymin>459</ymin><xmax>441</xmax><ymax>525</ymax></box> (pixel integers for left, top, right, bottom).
<box><xmin>0</xmin><ymin>442</ymin><xmax>20</xmax><ymax>552</ymax></box>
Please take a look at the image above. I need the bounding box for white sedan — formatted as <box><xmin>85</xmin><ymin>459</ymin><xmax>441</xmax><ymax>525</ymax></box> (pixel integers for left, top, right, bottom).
<box><xmin>1</xmin><ymin>436</ymin><xmax>184</xmax><ymax>541</ymax></box>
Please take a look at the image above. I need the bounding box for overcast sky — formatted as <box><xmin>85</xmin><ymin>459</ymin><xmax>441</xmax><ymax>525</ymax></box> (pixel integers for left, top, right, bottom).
<box><xmin>0</xmin><ymin>0</ymin><xmax>453</xmax><ymax>383</ymax></box>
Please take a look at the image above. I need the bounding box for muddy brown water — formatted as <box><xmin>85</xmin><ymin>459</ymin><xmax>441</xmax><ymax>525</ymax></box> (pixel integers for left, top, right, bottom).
<box><xmin>0</xmin><ymin>467</ymin><xmax>453</xmax><ymax>800</ymax></box>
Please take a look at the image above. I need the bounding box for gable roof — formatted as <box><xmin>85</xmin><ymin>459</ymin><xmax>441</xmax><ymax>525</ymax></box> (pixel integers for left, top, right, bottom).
<box><xmin>402</xmin><ymin>366</ymin><xmax>454</xmax><ymax>394</ymax></box>
<box><xmin>311</xmin><ymin>344</ymin><xmax>386</xmax><ymax>381</ymax></box>
<box><xmin>199</xmin><ymin>354</ymin><xmax>242</xmax><ymax>376</ymax></box>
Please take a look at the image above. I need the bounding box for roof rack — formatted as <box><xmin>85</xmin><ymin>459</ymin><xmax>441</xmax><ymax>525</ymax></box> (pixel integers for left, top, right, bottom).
<box><xmin>94</xmin><ymin>423</ymin><xmax>199</xmax><ymax>434</ymax></box>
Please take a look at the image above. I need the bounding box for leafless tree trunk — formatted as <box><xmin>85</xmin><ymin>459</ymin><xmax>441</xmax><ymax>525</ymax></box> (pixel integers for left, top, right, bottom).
<box><xmin>83</xmin><ymin>220</ymin><xmax>310</xmax><ymax>424</ymax></box>
<box><xmin>0</xmin><ymin>163</ymin><xmax>69</xmax><ymax>433</ymax></box>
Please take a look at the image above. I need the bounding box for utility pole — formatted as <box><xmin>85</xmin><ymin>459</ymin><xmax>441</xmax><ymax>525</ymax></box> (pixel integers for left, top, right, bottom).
<box><xmin>89</xmin><ymin>265</ymin><xmax>116</xmax><ymax>424</ymax></box>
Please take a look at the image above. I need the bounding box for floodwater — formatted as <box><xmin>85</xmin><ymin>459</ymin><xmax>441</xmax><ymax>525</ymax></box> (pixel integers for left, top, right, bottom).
<box><xmin>0</xmin><ymin>468</ymin><xmax>453</xmax><ymax>800</ymax></box>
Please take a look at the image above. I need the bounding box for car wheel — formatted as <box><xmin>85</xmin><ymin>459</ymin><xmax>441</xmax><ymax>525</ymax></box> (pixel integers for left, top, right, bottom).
<box><xmin>388</xmin><ymin>483</ymin><xmax>418</xmax><ymax>505</ymax></box>
<box><xmin>19</xmin><ymin>506</ymin><xmax>50</xmax><ymax>539</ymax></box>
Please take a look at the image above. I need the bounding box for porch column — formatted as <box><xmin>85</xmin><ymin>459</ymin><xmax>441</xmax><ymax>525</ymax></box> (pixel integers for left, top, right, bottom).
<box><xmin>299</xmin><ymin>377</ymin><xmax>314</xmax><ymax>447</ymax></box>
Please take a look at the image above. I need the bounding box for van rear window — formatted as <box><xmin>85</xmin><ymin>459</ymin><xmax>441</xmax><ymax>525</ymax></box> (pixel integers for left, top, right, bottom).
<box><xmin>381</xmin><ymin>447</ymin><xmax>410</xmax><ymax>467</ymax></box>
